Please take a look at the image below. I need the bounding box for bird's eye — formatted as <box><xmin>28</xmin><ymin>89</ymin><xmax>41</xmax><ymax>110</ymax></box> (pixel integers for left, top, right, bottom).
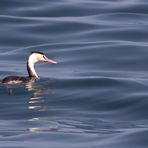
<box><xmin>43</xmin><ymin>55</ymin><xmax>46</xmax><ymax>59</ymax></box>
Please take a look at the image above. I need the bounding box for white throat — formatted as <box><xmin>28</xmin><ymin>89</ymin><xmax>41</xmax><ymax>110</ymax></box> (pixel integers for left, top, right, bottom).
<box><xmin>27</xmin><ymin>54</ymin><xmax>39</xmax><ymax>78</ymax></box>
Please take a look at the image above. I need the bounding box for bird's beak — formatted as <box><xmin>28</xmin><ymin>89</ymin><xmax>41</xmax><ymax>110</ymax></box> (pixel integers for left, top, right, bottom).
<box><xmin>45</xmin><ymin>56</ymin><xmax>57</xmax><ymax>64</ymax></box>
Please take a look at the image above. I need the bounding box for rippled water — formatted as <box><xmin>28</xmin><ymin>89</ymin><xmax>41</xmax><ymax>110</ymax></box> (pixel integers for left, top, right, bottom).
<box><xmin>0</xmin><ymin>0</ymin><xmax>148</xmax><ymax>147</ymax></box>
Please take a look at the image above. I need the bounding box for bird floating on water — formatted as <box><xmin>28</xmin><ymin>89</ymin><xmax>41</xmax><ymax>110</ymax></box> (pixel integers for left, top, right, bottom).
<box><xmin>0</xmin><ymin>51</ymin><xmax>57</xmax><ymax>84</ymax></box>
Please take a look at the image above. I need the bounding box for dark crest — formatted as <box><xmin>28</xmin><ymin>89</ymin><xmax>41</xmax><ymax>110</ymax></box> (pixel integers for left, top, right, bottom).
<box><xmin>31</xmin><ymin>51</ymin><xmax>45</xmax><ymax>55</ymax></box>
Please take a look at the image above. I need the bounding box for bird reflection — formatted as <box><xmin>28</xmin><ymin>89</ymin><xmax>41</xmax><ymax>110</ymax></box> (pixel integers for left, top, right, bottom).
<box><xmin>26</xmin><ymin>79</ymin><xmax>58</xmax><ymax>134</ymax></box>
<box><xmin>25</xmin><ymin>78</ymin><xmax>51</xmax><ymax>112</ymax></box>
<box><xmin>3</xmin><ymin>78</ymin><xmax>57</xmax><ymax>133</ymax></box>
<box><xmin>4</xmin><ymin>77</ymin><xmax>54</xmax><ymax>113</ymax></box>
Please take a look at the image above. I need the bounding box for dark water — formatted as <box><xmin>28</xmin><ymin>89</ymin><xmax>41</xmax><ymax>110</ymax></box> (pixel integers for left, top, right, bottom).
<box><xmin>0</xmin><ymin>0</ymin><xmax>148</xmax><ymax>147</ymax></box>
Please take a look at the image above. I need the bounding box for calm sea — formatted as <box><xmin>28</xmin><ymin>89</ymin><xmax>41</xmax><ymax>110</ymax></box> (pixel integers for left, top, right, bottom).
<box><xmin>0</xmin><ymin>0</ymin><xmax>148</xmax><ymax>147</ymax></box>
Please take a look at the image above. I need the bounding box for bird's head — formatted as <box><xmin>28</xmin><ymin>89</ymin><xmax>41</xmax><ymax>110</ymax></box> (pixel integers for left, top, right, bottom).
<box><xmin>29</xmin><ymin>51</ymin><xmax>57</xmax><ymax>64</ymax></box>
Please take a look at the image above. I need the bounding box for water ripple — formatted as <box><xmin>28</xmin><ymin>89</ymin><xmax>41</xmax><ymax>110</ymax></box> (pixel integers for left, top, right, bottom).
<box><xmin>1</xmin><ymin>0</ymin><xmax>148</xmax><ymax>147</ymax></box>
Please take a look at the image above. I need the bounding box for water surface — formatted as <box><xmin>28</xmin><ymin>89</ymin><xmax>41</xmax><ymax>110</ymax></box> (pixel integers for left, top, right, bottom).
<box><xmin>0</xmin><ymin>0</ymin><xmax>148</xmax><ymax>148</ymax></box>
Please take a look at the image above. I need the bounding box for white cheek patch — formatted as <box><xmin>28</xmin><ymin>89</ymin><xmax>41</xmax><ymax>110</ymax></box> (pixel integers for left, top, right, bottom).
<box><xmin>29</xmin><ymin>54</ymin><xmax>38</xmax><ymax>64</ymax></box>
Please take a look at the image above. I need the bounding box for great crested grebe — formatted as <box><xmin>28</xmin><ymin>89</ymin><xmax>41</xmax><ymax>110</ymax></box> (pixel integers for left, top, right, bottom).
<box><xmin>1</xmin><ymin>51</ymin><xmax>57</xmax><ymax>84</ymax></box>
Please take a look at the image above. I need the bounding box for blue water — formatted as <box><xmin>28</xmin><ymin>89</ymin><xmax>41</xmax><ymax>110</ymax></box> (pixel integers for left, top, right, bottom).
<box><xmin>0</xmin><ymin>0</ymin><xmax>148</xmax><ymax>147</ymax></box>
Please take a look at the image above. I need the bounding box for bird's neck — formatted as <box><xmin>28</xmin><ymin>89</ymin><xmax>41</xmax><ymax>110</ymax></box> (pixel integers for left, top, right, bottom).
<box><xmin>27</xmin><ymin>56</ymin><xmax>39</xmax><ymax>78</ymax></box>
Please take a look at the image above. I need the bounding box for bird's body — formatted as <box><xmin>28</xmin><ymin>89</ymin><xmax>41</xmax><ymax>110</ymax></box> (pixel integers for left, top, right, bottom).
<box><xmin>1</xmin><ymin>51</ymin><xmax>57</xmax><ymax>84</ymax></box>
<box><xmin>1</xmin><ymin>76</ymin><xmax>28</xmax><ymax>84</ymax></box>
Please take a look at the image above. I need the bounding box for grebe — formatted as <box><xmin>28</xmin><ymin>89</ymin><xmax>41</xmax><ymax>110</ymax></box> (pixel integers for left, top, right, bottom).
<box><xmin>1</xmin><ymin>51</ymin><xmax>57</xmax><ymax>84</ymax></box>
